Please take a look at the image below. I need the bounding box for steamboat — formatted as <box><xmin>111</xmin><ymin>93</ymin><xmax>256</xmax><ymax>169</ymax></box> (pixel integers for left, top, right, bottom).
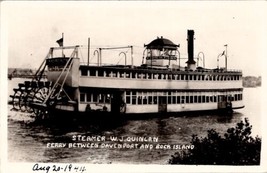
<box><xmin>10</xmin><ymin>30</ymin><xmax>244</xmax><ymax>119</ymax></box>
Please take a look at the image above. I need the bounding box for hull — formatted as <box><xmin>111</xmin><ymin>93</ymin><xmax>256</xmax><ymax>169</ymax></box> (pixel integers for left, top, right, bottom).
<box><xmin>31</xmin><ymin>107</ymin><xmax>243</xmax><ymax>127</ymax></box>
<box><xmin>33</xmin><ymin>101</ymin><xmax>244</xmax><ymax>123</ymax></box>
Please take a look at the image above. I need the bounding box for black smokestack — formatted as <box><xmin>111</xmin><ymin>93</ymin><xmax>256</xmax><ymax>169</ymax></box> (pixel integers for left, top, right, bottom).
<box><xmin>187</xmin><ymin>30</ymin><xmax>196</xmax><ymax>64</ymax></box>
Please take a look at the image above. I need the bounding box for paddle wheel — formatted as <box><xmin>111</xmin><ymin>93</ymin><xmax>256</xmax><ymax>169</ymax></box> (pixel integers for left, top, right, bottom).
<box><xmin>11</xmin><ymin>81</ymin><xmax>51</xmax><ymax>112</ymax></box>
<box><xmin>9</xmin><ymin>46</ymin><xmax>79</xmax><ymax>119</ymax></box>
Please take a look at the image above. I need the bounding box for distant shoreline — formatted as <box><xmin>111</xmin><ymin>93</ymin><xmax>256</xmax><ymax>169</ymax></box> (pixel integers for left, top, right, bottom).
<box><xmin>242</xmin><ymin>76</ymin><xmax>261</xmax><ymax>88</ymax></box>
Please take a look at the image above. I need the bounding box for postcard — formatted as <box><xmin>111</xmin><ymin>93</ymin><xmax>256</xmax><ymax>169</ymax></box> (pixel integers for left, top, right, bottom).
<box><xmin>1</xmin><ymin>1</ymin><xmax>266</xmax><ymax>173</ymax></box>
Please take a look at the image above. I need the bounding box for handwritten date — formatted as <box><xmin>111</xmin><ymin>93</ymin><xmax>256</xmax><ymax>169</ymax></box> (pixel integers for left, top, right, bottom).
<box><xmin>32</xmin><ymin>163</ymin><xmax>86</xmax><ymax>173</ymax></box>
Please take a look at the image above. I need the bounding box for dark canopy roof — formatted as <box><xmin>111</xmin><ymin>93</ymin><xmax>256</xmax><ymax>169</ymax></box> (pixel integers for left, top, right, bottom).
<box><xmin>145</xmin><ymin>37</ymin><xmax>179</xmax><ymax>50</ymax></box>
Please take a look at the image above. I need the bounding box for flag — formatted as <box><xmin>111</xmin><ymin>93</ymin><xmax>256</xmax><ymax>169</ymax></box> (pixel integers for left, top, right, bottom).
<box><xmin>221</xmin><ymin>51</ymin><xmax>225</xmax><ymax>56</ymax></box>
<box><xmin>56</xmin><ymin>37</ymin><xmax>63</xmax><ymax>47</ymax></box>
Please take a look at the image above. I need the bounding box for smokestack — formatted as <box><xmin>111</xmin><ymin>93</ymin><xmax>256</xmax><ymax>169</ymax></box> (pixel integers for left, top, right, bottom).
<box><xmin>186</xmin><ymin>30</ymin><xmax>196</xmax><ymax>70</ymax></box>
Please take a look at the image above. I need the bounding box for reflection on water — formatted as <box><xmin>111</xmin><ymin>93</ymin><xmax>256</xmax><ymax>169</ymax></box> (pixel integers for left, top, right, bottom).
<box><xmin>8</xmin><ymin>79</ymin><xmax>261</xmax><ymax>164</ymax></box>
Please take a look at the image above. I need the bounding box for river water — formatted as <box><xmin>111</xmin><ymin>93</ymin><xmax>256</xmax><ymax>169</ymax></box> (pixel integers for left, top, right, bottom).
<box><xmin>7</xmin><ymin>78</ymin><xmax>262</xmax><ymax>164</ymax></box>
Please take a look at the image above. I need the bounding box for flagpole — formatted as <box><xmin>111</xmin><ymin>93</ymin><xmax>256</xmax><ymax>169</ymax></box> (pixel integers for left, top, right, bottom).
<box><xmin>88</xmin><ymin>37</ymin><xmax>90</xmax><ymax>66</ymax></box>
<box><xmin>62</xmin><ymin>33</ymin><xmax>64</xmax><ymax>57</ymax></box>
<box><xmin>224</xmin><ymin>44</ymin><xmax>227</xmax><ymax>70</ymax></box>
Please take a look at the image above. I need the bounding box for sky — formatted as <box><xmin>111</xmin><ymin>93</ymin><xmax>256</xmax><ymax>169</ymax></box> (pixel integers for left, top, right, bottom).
<box><xmin>1</xmin><ymin>1</ymin><xmax>267</xmax><ymax>76</ymax></box>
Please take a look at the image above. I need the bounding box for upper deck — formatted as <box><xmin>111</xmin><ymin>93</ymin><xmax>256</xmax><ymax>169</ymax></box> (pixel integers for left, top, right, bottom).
<box><xmin>78</xmin><ymin>65</ymin><xmax>243</xmax><ymax>91</ymax></box>
<box><xmin>45</xmin><ymin>30</ymin><xmax>243</xmax><ymax>91</ymax></box>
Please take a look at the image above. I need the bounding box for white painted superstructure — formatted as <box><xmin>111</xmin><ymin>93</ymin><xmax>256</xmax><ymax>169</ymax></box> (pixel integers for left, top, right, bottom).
<box><xmin>45</xmin><ymin>30</ymin><xmax>244</xmax><ymax>115</ymax></box>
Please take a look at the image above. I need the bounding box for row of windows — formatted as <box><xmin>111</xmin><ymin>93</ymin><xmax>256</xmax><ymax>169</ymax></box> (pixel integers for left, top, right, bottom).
<box><xmin>80</xmin><ymin>91</ymin><xmax>243</xmax><ymax>105</ymax></box>
<box><xmin>80</xmin><ymin>93</ymin><xmax>111</xmax><ymax>104</ymax></box>
<box><xmin>125</xmin><ymin>92</ymin><xmax>242</xmax><ymax>105</ymax></box>
<box><xmin>80</xmin><ymin>69</ymin><xmax>241</xmax><ymax>81</ymax></box>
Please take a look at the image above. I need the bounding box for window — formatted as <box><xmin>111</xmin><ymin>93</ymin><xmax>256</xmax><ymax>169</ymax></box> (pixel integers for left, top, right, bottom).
<box><xmin>148</xmin><ymin>96</ymin><xmax>153</xmax><ymax>104</ymax></box>
<box><xmin>202</xmin><ymin>96</ymin><xmax>206</xmax><ymax>103</ymax></box>
<box><xmin>148</xmin><ymin>73</ymin><xmax>152</xmax><ymax>79</ymax></box>
<box><xmin>186</xmin><ymin>96</ymin><xmax>189</xmax><ymax>103</ymax></box>
<box><xmin>143</xmin><ymin>96</ymin><xmax>148</xmax><ymax>104</ymax></box>
<box><xmin>190</xmin><ymin>96</ymin><xmax>193</xmax><ymax>103</ymax></box>
<box><xmin>90</xmin><ymin>70</ymin><xmax>96</xmax><ymax>76</ymax></box>
<box><xmin>153</xmin><ymin>96</ymin><xmax>158</xmax><ymax>104</ymax></box>
<box><xmin>80</xmin><ymin>93</ymin><xmax>85</xmax><ymax>102</ymax></box>
<box><xmin>86</xmin><ymin>93</ymin><xmax>91</xmax><ymax>102</ymax></box>
<box><xmin>206</xmin><ymin>96</ymin><xmax>209</xmax><ymax>103</ymax></box>
<box><xmin>214</xmin><ymin>96</ymin><xmax>217</xmax><ymax>102</ymax></box>
<box><xmin>132</xmin><ymin>96</ymin><xmax>137</xmax><ymax>105</ymax></box>
<box><xmin>189</xmin><ymin>75</ymin><xmax>193</xmax><ymax>80</ymax></box>
<box><xmin>237</xmin><ymin>94</ymin><xmax>243</xmax><ymax>100</ymax></box>
<box><xmin>106</xmin><ymin>71</ymin><xmax>112</xmax><ymax>77</ymax></box>
<box><xmin>81</xmin><ymin>69</ymin><xmax>88</xmax><ymax>76</ymax></box>
<box><xmin>99</xmin><ymin>94</ymin><xmax>104</xmax><ymax>103</ymax></box>
<box><xmin>93</xmin><ymin>94</ymin><xmax>97</xmax><ymax>102</ymax></box>
<box><xmin>210</xmin><ymin>96</ymin><xmax>213</xmax><ymax>102</ymax></box>
<box><xmin>194</xmin><ymin>96</ymin><xmax>197</xmax><ymax>103</ymax></box>
<box><xmin>235</xmin><ymin>94</ymin><xmax>238</xmax><ymax>100</ymax></box>
<box><xmin>172</xmin><ymin>96</ymin><xmax>176</xmax><ymax>104</ymax></box>
<box><xmin>177</xmin><ymin>96</ymin><xmax>180</xmax><ymax>104</ymax></box>
<box><xmin>132</xmin><ymin>72</ymin><xmax>137</xmax><ymax>79</ymax></box>
<box><xmin>132</xmin><ymin>91</ymin><xmax>136</xmax><ymax>104</ymax></box>
<box><xmin>126</xmin><ymin>72</ymin><xmax>130</xmax><ymax>78</ymax></box>
<box><xmin>138</xmin><ymin>96</ymin><xmax>142</xmax><ymax>104</ymax></box>
<box><xmin>126</xmin><ymin>91</ymin><xmax>131</xmax><ymax>104</ymax></box>
<box><xmin>120</xmin><ymin>72</ymin><xmax>125</xmax><ymax>78</ymax></box>
<box><xmin>198</xmin><ymin>96</ymin><xmax>202</xmax><ymax>103</ymax></box>
<box><xmin>98</xmin><ymin>70</ymin><xmax>104</xmax><ymax>77</ymax></box>
<box><xmin>168</xmin><ymin>96</ymin><xmax>172</xmax><ymax>104</ymax></box>
<box><xmin>126</xmin><ymin>96</ymin><xmax>131</xmax><ymax>104</ymax></box>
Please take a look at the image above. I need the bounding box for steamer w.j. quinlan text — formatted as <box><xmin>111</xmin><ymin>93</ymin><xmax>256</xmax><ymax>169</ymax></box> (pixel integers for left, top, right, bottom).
<box><xmin>9</xmin><ymin>30</ymin><xmax>244</xmax><ymax>120</ymax></box>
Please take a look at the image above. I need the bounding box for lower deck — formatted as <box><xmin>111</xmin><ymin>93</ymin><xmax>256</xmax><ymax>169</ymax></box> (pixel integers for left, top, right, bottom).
<box><xmin>78</xmin><ymin>89</ymin><xmax>244</xmax><ymax>114</ymax></box>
